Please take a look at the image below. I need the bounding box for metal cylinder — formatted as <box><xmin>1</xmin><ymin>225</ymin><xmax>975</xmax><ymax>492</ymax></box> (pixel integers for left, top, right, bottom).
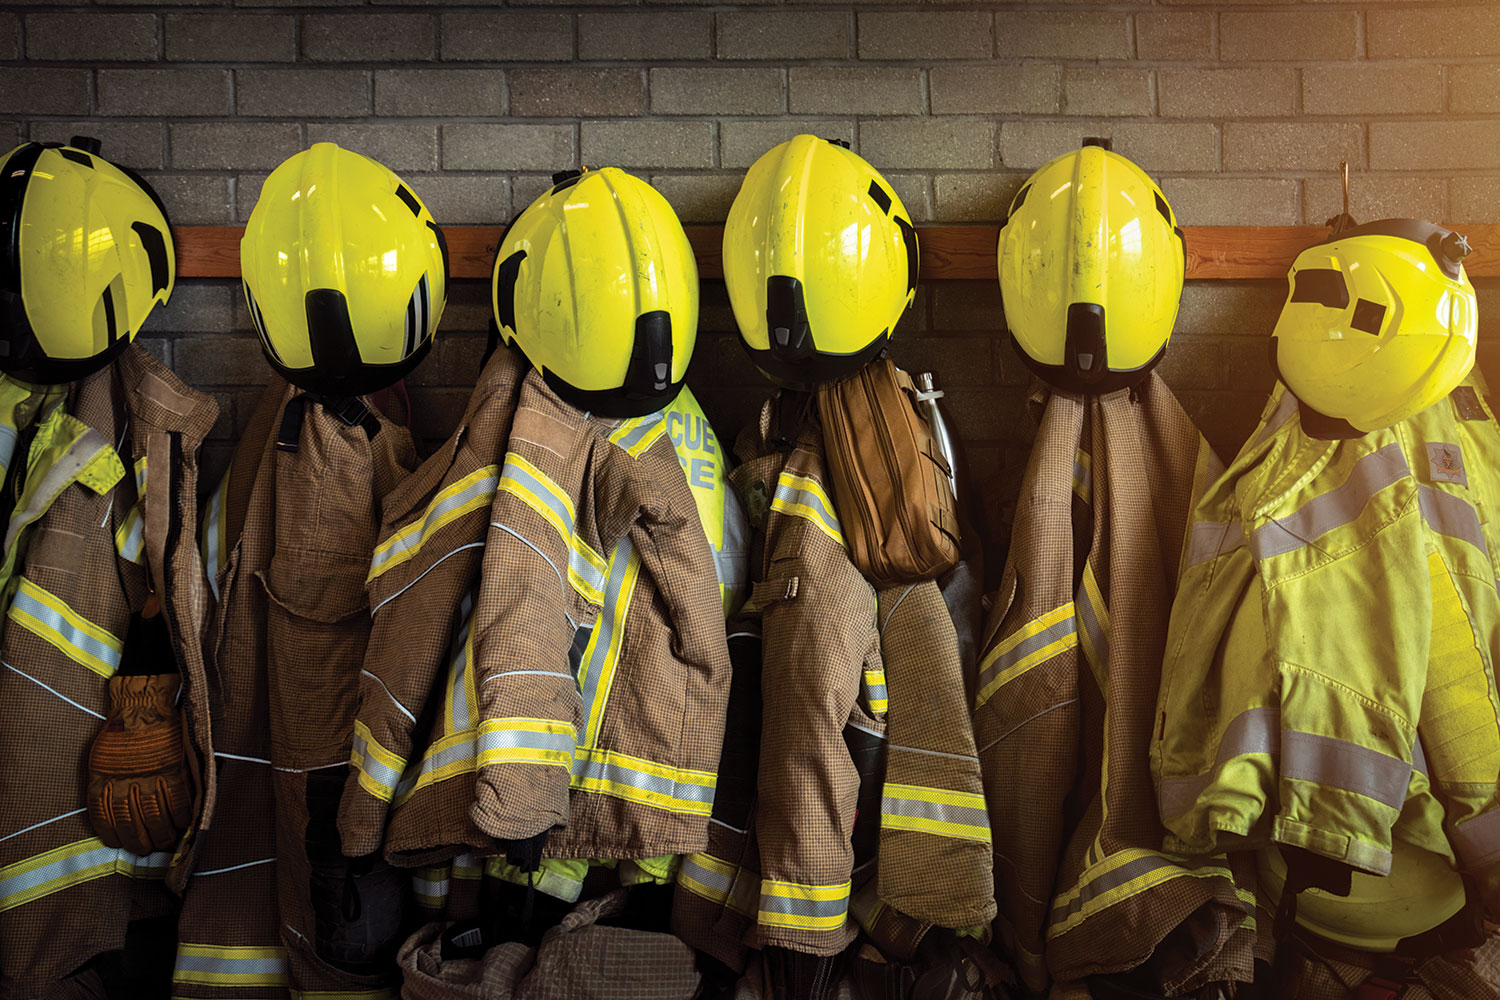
<box><xmin>915</xmin><ymin>371</ymin><xmax>959</xmax><ymax>502</ymax></box>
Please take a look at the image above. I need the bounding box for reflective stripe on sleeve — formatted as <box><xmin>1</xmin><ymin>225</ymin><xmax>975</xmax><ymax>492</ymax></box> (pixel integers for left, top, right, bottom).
<box><xmin>569</xmin><ymin>746</ymin><xmax>716</xmax><ymax>817</ymax></box>
<box><xmin>498</xmin><ymin>454</ymin><xmax>608</xmax><ymax>604</ymax></box>
<box><xmin>976</xmin><ymin>602</ymin><xmax>1077</xmax><ymax>707</ymax></box>
<box><xmin>1451</xmin><ymin>809</ymin><xmax>1500</xmax><ymax>872</ymax></box>
<box><xmin>771</xmin><ymin>472</ymin><xmax>844</xmax><ymax>547</ymax></box>
<box><xmin>350</xmin><ymin>721</ymin><xmax>407</xmax><ymax>804</ymax></box>
<box><xmin>863</xmin><ymin>666</ymin><xmax>888</xmax><ymax>715</ymax></box>
<box><xmin>1075</xmin><ymin>563</ymin><xmax>1110</xmax><ymax>684</ymax></box>
<box><xmin>368</xmin><ymin>465</ymin><xmax>500</xmax><ymax>583</ymax></box>
<box><xmin>1184</xmin><ymin>519</ymin><xmax>1244</xmax><ymax>570</ymax></box>
<box><xmin>608</xmin><ymin>411</ymin><xmax>667</xmax><ymax>457</ymax></box>
<box><xmin>679</xmin><ymin>852</ymin><xmax>757</xmax><ymax>917</ymax></box>
<box><xmin>881</xmin><ymin>782</ymin><xmax>991</xmax><ymax>843</ymax></box>
<box><xmin>1250</xmin><ymin>444</ymin><xmax>1410</xmax><ymax>560</ymax></box>
<box><xmin>1157</xmin><ymin>705</ymin><xmax>1278</xmax><ymax>819</ymax></box>
<box><xmin>115</xmin><ymin>505</ymin><xmax>144</xmax><ymax>566</ymax></box>
<box><xmin>1418</xmin><ymin>485</ymin><xmax>1492</xmax><ymax>559</ymax></box>
<box><xmin>8</xmin><ymin>576</ymin><xmax>122</xmax><ymax>678</ymax></box>
<box><xmin>476</xmin><ymin>717</ymin><xmax>577</xmax><ymax>768</ymax></box>
<box><xmin>577</xmin><ymin>538</ymin><xmax>640</xmax><ymax>749</ymax></box>
<box><xmin>485</xmin><ymin>856</ymin><xmax>589</xmax><ymax>903</ymax></box>
<box><xmin>1047</xmin><ymin>848</ymin><xmax>1238</xmax><ymax>940</ymax></box>
<box><xmin>0</xmin><ymin>837</ymin><xmax>170</xmax><ymax>912</ymax></box>
<box><xmin>758</xmin><ymin>878</ymin><xmax>851</xmax><ymax>932</ymax></box>
<box><xmin>392</xmin><ymin>729</ymin><xmax>476</xmax><ymax>807</ymax></box>
<box><xmin>1281</xmin><ymin>730</ymin><xmax>1412</xmax><ymax>811</ymax></box>
<box><xmin>173</xmin><ymin>945</ymin><xmax>289</xmax><ymax>988</ymax></box>
<box><xmin>1072</xmin><ymin>450</ymin><xmax>1092</xmax><ymax>505</ymax></box>
<box><xmin>412</xmin><ymin>867</ymin><xmax>450</xmax><ymax>911</ymax></box>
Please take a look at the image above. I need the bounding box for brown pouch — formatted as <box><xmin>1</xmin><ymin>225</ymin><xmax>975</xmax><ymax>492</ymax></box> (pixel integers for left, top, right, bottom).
<box><xmin>816</xmin><ymin>358</ymin><xmax>960</xmax><ymax>585</ymax></box>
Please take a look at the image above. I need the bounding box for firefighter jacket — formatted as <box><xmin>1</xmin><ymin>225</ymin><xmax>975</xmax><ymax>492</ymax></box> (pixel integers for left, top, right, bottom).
<box><xmin>176</xmin><ymin>379</ymin><xmax>417</xmax><ymax>1000</ymax></box>
<box><xmin>1153</xmin><ymin>381</ymin><xmax>1500</xmax><ymax>933</ymax></box>
<box><xmin>672</xmin><ymin>394</ymin><xmax>995</xmax><ymax>965</ymax></box>
<box><xmin>0</xmin><ymin>345</ymin><xmax>218</xmax><ymax>998</ymax></box>
<box><xmin>974</xmin><ymin>375</ymin><xmax>1256</xmax><ymax>997</ymax></box>
<box><xmin>339</xmin><ymin>345</ymin><xmax>733</xmax><ymax>879</ymax></box>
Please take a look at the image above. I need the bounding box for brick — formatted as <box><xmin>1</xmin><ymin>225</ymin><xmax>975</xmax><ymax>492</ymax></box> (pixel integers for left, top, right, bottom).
<box><xmin>0</xmin><ymin>123</ymin><xmax>17</xmax><ymax>149</ymax></box>
<box><xmin>443</xmin><ymin>123</ymin><xmax>573</xmax><ymax>172</ymax></box>
<box><xmin>1223</xmin><ymin>340</ymin><xmax>1279</xmax><ymax>398</ymax></box>
<box><xmin>440</xmin><ymin>12</ymin><xmax>572</xmax><ymax>63</ymax></box>
<box><xmin>1370</xmin><ymin>120</ymin><xmax>1500</xmax><ymax>171</ymax></box>
<box><xmin>579</xmin><ymin>12</ymin><xmax>709</xmax><ymax>61</ymax></box>
<box><xmin>99</xmin><ymin>69</ymin><xmax>230</xmax><ymax>117</ymax></box>
<box><xmin>857</xmin><ymin>12</ymin><xmax>991</xmax><ymax>60</ymax></box>
<box><xmin>1450</xmin><ymin>64</ymin><xmax>1500</xmax><ymax>113</ymax></box>
<box><xmin>0</xmin><ymin>16</ymin><xmax>17</xmax><ymax>60</ymax></box>
<box><xmin>232</xmin><ymin>0</ymin><xmax>361</xmax><ymax>7</ymax></box>
<box><xmin>993</xmin><ymin>12</ymin><xmax>1131</xmax><ymax>60</ymax></box>
<box><xmin>788</xmin><ymin>68</ymin><xmax>922</xmax><ymax>115</ymax></box>
<box><xmin>1452</xmin><ymin>177</ymin><xmax>1500</xmax><ymax>224</ymax></box>
<box><xmin>166</xmin><ymin>15</ymin><xmax>295</xmax><ymax>62</ymax></box>
<box><xmin>884</xmin><ymin>173</ymin><xmax>931</xmax><ymax>223</ymax></box>
<box><xmin>237</xmin><ymin>69</ymin><xmax>369</xmax><ymax>118</ymax></box>
<box><xmin>27</xmin><ymin>13</ymin><xmax>156</xmax><ymax>61</ymax></box>
<box><xmin>170</xmin><ymin>123</ymin><xmax>301</xmax><ymax>171</ymax></box>
<box><xmin>1156</xmin><ymin>340</ymin><xmax>1223</xmax><ymax>392</ymax></box>
<box><xmin>235</xmin><ymin>174</ymin><xmax>268</xmax><ymax>222</ymax></box>
<box><xmin>510</xmin><ymin>68</ymin><xmax>642</xmax><ymax>117</ymax></box>
<box><xmin>647</xmin><ymin>173</ymin><xmax>739</xmax><ymax>224</ymax></box>
<box><xmin>511</xmin><ymin>174</ymin><xmax>554</xmax><ymax>217</ymax></box>
<box><xmin>932</xmin><ymin>280</ymin><xmax>1003</xmax><ymax>331</ymax></box>
<box><xmin>999</xmin><ymin>121</ymin><xmax>1218</xmax><ymax>173</ymax></box>
<box><xmin>0</xmin><ymin>69</ymin><xmax>89</xmax><ymax>116</ymax></box>
<box><xmin>1303</xmin><ymin>65</ymin><xmax>1444</xmax><ymax>116</ymax></box>
<box><xmin>651</xmin><ymin>68</ymin><xmax>782</xmax><ymax>116</ymax></box>
<box><xmin>140</xmin><ymin>174</ymin><xmax>233</xmax><ymax>224</ymax></box>
<box><xmin>934</xmin><ymin>171</ymin><xmax>1028</xmax><ymax>224</ymax></box>
<box><xmin>304</xmin><ymin>14</ymin><xmax>435</xmax><ymax>62</ymax></box>
<box><xmin>147</xmin><ymin>283</ymin><xmax>238</xmax><ymax>334</ymax></box>
<box><xmin>1303</xmin><ymin>174</ymin><xmax>1445</xmax><ymax>227</ymax></box>
<box><xmin>1368</xmin><ymin>7</ymin><xmax>1500</xmax><ymax>59</ymax></box>
<box><xmin>375</xmin><ymin>69</ymin><xmax>503</xmax><ymax>117</ymax></box>
<box><xmin>306</xmin><ymin>123</ymin><xmax>438</xmax><ymax>173</ymax></box>
<box><xmin>29</xmin><ymin>122</ymin><xmax>163</xmax><ymax>169</ymax></box>
<box><xmin>1180</xmin><ymin>390</ymin><xmax>1268</xmax><ymax>461</ymax></box>
<box><xmin>889</xmin><ymin>336</ymin><xmax>996</xmax><ymax>388</ymax></box>
<box><xmin>403</xmin><ymin>174</ymin><xmax>507</xmax><ymax>224</ymax></box>
<box><xmin>1161</xmin><ymin>177</ymin><xmax>1300</xmax><ymax>225</ymax></box>
<box><xmin>581</xmin><ymin>121</ymin><xmax>713</xmax><ymax>170</ymax></box>
<box><xmin>860</xmin><ymin>118</ymin><xmax>994</xmax><ymax>170</ymax></box>
<box><xmin>1175</xmin><ymin>282</ymin><xmax>1286</xmax><ymax>337</ymax></box>
<box><xmin>717</xmin><ymin>12</ymin><xmax>850</xmax><ymax>60</ymax></box>
<box><xmin>1135</xmin><ymin>12</ymin><xmax>1211</xmax><ymax>61</ymax></box>
<box><xmin>176</xmin><ymin>336</ymin><xmax>268</xmax><ymax>386</ymax></box>
<box><xmin>720</xmin><ymin>119</ymin><xmax>854</xmax><ymax>169</ymax></box>
<box><xmin>1222</xmin><ymin>122</ymin><xmax>1363</xmax><ymax>173</ymax></box>
<box><xmin>1220</xmin><ymin>11</ymin><xmax>1358</xmax><ymax>61</ymax></box>
<box><xmin>1158</xmin><ymin>68</ymin><xmax>1296</xmax><ymax>118</ymax></box>
<box><xmin>1064</xmin><ymin>69</ymin><xmax>1152</xmax><ymax>117</ymax></box>
<box><xmin>930</xmin><ymin>64</ymin><xmax>1059</xmax><ymax>116</ymax></box>
<box><xmin>437</xmin><ymin>281</ymin><xmax>495</xmax><ymax>335</ymax></box>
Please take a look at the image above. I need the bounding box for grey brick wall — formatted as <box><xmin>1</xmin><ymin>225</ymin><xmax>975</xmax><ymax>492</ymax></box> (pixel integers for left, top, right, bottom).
<box><xmin>0</xmin><ymin>1</ymin><xmax>1495</xmax><ymax>525</ymax></box>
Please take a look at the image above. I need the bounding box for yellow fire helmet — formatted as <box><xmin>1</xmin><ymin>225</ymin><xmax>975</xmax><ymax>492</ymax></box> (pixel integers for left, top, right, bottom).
<box><xmin>0</xmin><ymin>136</ymin><xmax>174</xmax><ymax>384</ymax></box>
<box><xmin>1272</xmin><ymin>219</ymin><xmax>1477</xmax><ymax>433</ymax></box>
<box><xmin>723</xmin><ymin>135</ymin><xmax>917</xmax><ymax>388</ymax></box>
<box><xmin>241</xmin><ymin>142</ymin><xmax>448</xmax><ymax>396</ymax></box>
<box><xmin>999</xmin><ymin>143</ymin><xmax>1185</xmax><ymax>394</ymax></box>
<box><xmin>492</xmin><ymin>167</ymin><xmax>697</xmax><ymax>418</ymax></box>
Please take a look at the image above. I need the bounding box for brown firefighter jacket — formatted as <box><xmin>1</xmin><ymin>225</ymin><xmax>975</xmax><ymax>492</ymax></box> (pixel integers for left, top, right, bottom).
<box><xmin>340</xmin><ymin>346</ymin><xmax>732</xmax><ymax>879</ymax></box>
<box><xmin>974</xmin><ymin>375</ymin><xmax>1256</xmax><ymax>997</ymax></box>
<box><xmin>0</xmin><ymin>344</ymin><xmax>218</xmax><ymax>998</ymax></box>
<box><xmin>175</xmin><ymin>378</ymin><xmax>417</xmax><ymax>1000</ymax></box>
<box><xmin>673</xmin><ymin>393</ymin><xmax>995</xmax><ymax>968</ymax></box>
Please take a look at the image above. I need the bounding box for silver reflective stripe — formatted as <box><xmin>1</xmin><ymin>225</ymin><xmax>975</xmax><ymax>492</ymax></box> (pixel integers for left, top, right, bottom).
<box><xmin>1184</xmin><ymin>519</ymin><xmax>1244</xmax><ymax>569</ymax></box>
<box><xmin>1418</xmin><ymin>485</ymin><xmax>1490</xmax><ymax>556</ymax></box>
<box><xmin>864</xmin><ymin>676</ymin><xmax>888</xmax><ymax>705</ymax></box>
<box><xmin>570</xmin><ymin>753</ymin><xmax>715</xmax><ymax>806</ymax></box>
<box><xmin>477</xmin><ymin>727</ymin><xmax>576</xmax><ymax>756</ymax></box>
<box><xmin>1157</xmin><ymin>706</ymin><xmax>1278</xmax><ymax>818</ymax></box>
<box><xmin>976</xmin><ymin>615</ymin><xmax>1076</xmax><ymax>693</ymax></box>
<box><xmin>1072</xmin><ymin>458</ymin><xmax>1092</xmax><ymax>497</ymax></box>
<box><xmin>4</xmin><ymin>428</ymin><xmax>115</xmax><ymax>554</ymax></box>
<box><xmin>568</xmin><ymin>545</ymin><xmax>606</xmax><ymax>601</ymax></box>
<box><xmin>394</xmin><ymin>736</ymin><xmax>475</xmax><ymax>801</ymax></box>
<box><xmin>1075</xmin><ymin>577</ymin><xmax>1108</xmax><ymax>669</ymax></box>
<box><xmin>1412</xmin><ymin>733</ymin><xmax>1429</xmax><ymax>778</ymax></box>
<box><xmin>1048</xmin><ymin>853</ymin><xmax>1230</xmax><ymax>930</ymax></box>
<box><xmin>759</xmin><ymin>889</ymin><xmax>847</xmax><ymax>919</ymax></box>
<box><xmin>1282</xmin><ymin>730</ymin><xmax>1411</xmax><ymax>810</ymax></box>
<box><xmin>772</xmin><ymin>479</ymin><xmax>842</xmax><ymax>534</ymax></box>
<box><xmin>174</xmin><ymin>954</ymin><xmax>288</xmax><ymax>976</ymax></box>
<box><xmin>450</xmin><ymin>614</ymin><xmax>474</xmax><ymax>732</ymax></box>
<box><xmin>1251</xmin><ymin>443</ymin><xmax>1410</xmax><ymax>560</ymax></box>
<box><xmin>502</xmin><ymin>457</ymin><xmax>574</xmax><ymax>533</ymax></box>
<box><xmin>680</xmin><ymin>856</ymin><xmax>733</xmax><ymax>897</ymax></box>
<box><xmin>0</xmin><ymin>844</ymin><xmax>169</xmax><ymax>900</ymax></box>
<box><xmin>370</xmin><ymin>472</ymin><xmax>498</xmax><ymax>576</ymax></box>
<box><xmin>0</xmin><ymin>423</ymin><xmax>18</xmax><ymax>480</ymax></box>
<box><xmin>577</xmin><ymin>536</ymin><xmax>635</xmax><ymax>744</ymax></box>
<box><xmin>350</xmin><ymin>730</ymin><xmax>403</xmax><ymax>793</ymax></box>
<box><xmin>880</xmin><ymin>793</ymin><xmax>990</xmax><ymax>831</ymax></box>
<box><xmin>1451</xmin><ymin>809</ymin><xmax>1500</xmax><ymax>870</ymax></box>
<box><xmin>10</xmin><ymin>586</ymin><xmax>121</xmax><ymax>673</ymax></box>
<box><xmin>612</xmin><ymin>411</ymin><xmax>663</xmax><ymax>453</ymax></box>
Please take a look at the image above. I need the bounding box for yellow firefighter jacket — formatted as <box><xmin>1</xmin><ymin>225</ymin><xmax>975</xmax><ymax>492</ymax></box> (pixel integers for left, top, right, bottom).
<box><xmin>176</xmin><ymin>379</ymin><xmax>416</xmax><ymax>1000</ymax></box>
<box><xmin>672</xmin><ymin>393</ymin><xmax>995</xmax><ymax>966</ymax></box>
<box><xmin>1154</xmin><ymin>380</ymin><xmax>1500</xmax><ymax>930</ymax></box>
<box><xmin>975</xmin><ymin>375</ymin><xmax>1256</xmax><ymax>997</ymax></box>
<box><xmin>340</xmin><ymin>346</ymin><xmax>733</xmax><ymax>878</ymax></box>
<box><xmin>0</xmin><ymin>345</ymin><xmax>217</xmax><ymax>998</ymax></box>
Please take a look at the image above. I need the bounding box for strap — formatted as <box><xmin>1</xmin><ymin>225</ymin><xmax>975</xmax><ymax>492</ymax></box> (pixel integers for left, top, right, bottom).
<box><xmin>276</xmin><ymin>393</ymin><xmax>380</xmax><ymax>453</ymax></box>
<box><xmin>739</xmin><ymin>575</ymin><xmax>799</xmax><ymax>616</ymax></box>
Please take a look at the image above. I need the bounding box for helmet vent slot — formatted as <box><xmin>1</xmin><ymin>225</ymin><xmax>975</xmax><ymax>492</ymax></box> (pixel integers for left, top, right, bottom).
<box><xmin>404</xmin><ymin>272</ymin><xmax>430</xmax><ymax>358</ymax></box>
<box><xmin>867</xmin><ymin>180</ymin><xmax>892</xmax><ymax>215</ymax></box>
<box><xmin>426</xmin><ymin>221</ymin><xmax>450</xmax><ymax>287</ymax></box>
<box><xmin>97</xmin><ymin>281</ymin><xmax>118</xmax><ymax>344</ymax></box>
<box><xmin>131</xmin><ymin>222</ymin><xmax>170</xmax><ymax>296</ymax></box>
<box><xmin>59</xmin><ymin>149</ymin><xmax>93</xmax><ymax>169</ymax></box>
<box><xmin>895</xmin><ymin>217</ymin><xmax>918</xmax><ymax>296</ymax></box>
<box><xmin>1006</xmin><ymin>183</ymin><xmax>1031</xmax><ymax>224</ymax></box>
<box><xmin>1153</xmin><ymin>191</ymin><xmax>1173</xmax><ymax>226</ymax></box>
<box><xmin>494</xmin><ymin>250</ymin><xmax>526</xmax><ymax>332</ymax></box>
<box><xmin>1350</xmin><ymin>298</ymin><xmax>1386</xmax><ymax>335</ymax></box>
<box><xmin>1289</xmin><ymin>269</ymin><xmax>1351</xmax><ymax>310</ymax></box>
<box><xmin>394</xmin><ymin>185</ymin><xmax>421</xmax><ymax>217</ymax></box>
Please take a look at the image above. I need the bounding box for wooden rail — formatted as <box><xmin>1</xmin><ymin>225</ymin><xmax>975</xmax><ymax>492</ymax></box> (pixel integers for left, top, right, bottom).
<box><xmin>174</xmin><ymin>223</ymin><xmax>1500</xmax><ymax>281</ymax></box>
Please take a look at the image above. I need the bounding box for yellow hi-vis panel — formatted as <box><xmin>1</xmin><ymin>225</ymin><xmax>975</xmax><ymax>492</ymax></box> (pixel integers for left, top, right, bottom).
<box><xmin>662</xmin><ymin>386</ymin><xmax>748</xmax><ymax>616</ymax></box>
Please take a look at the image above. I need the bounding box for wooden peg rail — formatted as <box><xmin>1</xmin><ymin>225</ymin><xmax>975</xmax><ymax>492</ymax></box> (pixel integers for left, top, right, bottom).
<box><xmin>173</xmin><ymin>223</ymin><xmax>1500</xmax><ymax>281</ymax></box>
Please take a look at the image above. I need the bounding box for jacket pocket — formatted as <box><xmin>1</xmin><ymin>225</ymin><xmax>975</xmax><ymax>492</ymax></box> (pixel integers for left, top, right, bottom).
<box><xmin>258</xmin><ymin>554</ymin><xmax>372</xmax><ymax>767</ymax></box>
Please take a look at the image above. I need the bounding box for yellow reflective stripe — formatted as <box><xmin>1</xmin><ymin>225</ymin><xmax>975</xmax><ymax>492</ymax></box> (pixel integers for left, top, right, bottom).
<box><xmin>881</xmin><ymin>782</ymin><xmax>992</xmax><ymax>843</ymax></box>
<box><xmin>679</xmin><ymin>852</ymin><xmax>755</xmax><ymax>917</ymax></box>
<box><xmin>477</xmin><ymin>717</ymin><xmax>577</xmax><ymax>768</ymax></box>
<box><xmin>412</xmin><ymin>866</ymin><xmax>450</xmax><ymax>910</ymax></box>
<box><xmin>485</xmin><ymin>856</ymin><xmax>590</xmax><ymax>903</ymax></box>
<box><xmin>173</xmin><ymin>944</ymin><xmax>289</xmax><ymax>988</ymax></box>
<box><xmin>1075</xmin><ymin>562</ymin><xmax>1110</xmax><ymax>691</ymax></box>
<box><xmin>577</xmin><ymin>540</ymin><xmax>641</xmax><ymax>749</ymax></box>
<box><xmin>443</xmin><ymin>608</ymin><xmax>476</xmax><ymax>737</ymax></box>
<box><xmin>350</xmin><ymin>721</ymin><xmax>406</xmax><ymax>804</ymax></box>
<box><xmin>1047</xmin><ymin>848</ymin><xmax>1235</xmax><ymax>940</ymax></box>
<box><xmin>115</xmin><ymin>504</ymin><xmax>144</xmax><ymax>565</ymax></box>
<box><xmin>498</xmin><ymin>453</ymin><xmax>608</xmax><ymax>605</ymax></box>
<box><xmin>771</xmin><ymin>471</ymin><xmax>844</xmax><ymax>546</ymax></box>
<box><xmin>758</xmin><ymin>878</ymin><xmax>850</xmax><ymax>931</ymax></box>
<box><xmin>1072</xmin><ymin>449</ymin><xmax>1092</xmax><ymax>504</ymax></box>
<box><xmin>0</xmin><ymin>837</ymin><xmax>169</xmax><ymax>912</ymax></box>
<box><xmin>199</xmin><ymin>470</ymin><xmax>229</xmax><ymax>596</ymax></box>
<box><xmin>976</xmin><ymin>601</ymin><xmax>1078</xmax><ymax>707</ymax></box>
<box><xmin>569</xmin><ymin>746</ymin><xmax>717</xmax><ymax>817</ymax></box>
<box><xmin>368</xmin><ymin>465</ymin><xmax>499</xmax><ymax>582</ymax></box>
<box><xmin>452</xmin><ymin>854</ymin><xmax>482</xmax><ymax>880</ymax></box>
<box><xmin>8</xmin><ymin>576</ymin><xmax>123</xmax><ymax>678</ymax></box>
<box><xmin>608</xmin><ymin>411</ymin><xmax>668</xmax><ymax>458</ymax></box>
<box><xmin>392</xmin><ymin>728</ymin><xmax>477</xmax><ymax>808</ymax></box>
<box><xmin>863</xmin><ymin>666</ymin><xmax>888</xmax><ymax>714</ymax></box>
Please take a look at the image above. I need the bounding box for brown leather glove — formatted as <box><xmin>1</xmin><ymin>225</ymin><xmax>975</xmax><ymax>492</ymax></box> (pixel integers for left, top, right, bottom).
<box><xmin>86</xmin><ymin>673</ymin><xmax>193</xmax><ymax>855</ymax></box>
